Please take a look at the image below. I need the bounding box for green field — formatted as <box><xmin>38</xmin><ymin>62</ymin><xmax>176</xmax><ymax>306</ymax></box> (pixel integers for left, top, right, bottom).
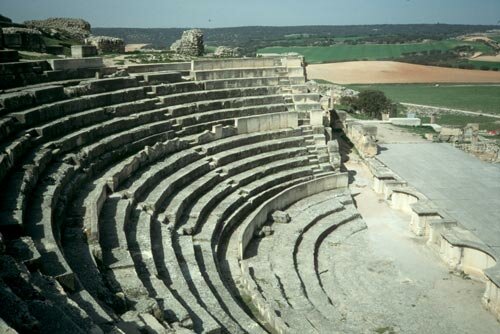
<box><xmin>347</xmin><ymin>84</ymin><xmax>500</xmax><ymax>115</ymax></box>
<box><xmin>468</xmin><ymin>60</ymin><xmax>500</xmax><ymax>70</ymax></box>
<box><xmin>346</xmin><ymin>84</ymin><xmax>500</xmax><ymax>130</ymax></box>
<box><xmin>258</xmin><ymin>40</ymin><xmax>493</xmax><ymax>64</ymax></box>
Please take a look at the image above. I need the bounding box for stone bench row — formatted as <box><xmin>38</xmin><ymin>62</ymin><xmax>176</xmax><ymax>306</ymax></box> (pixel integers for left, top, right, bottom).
<box><xmin>223</xmin><ymin>174</ymin><xmax>349</xmax><ymax>332</ymax></box>
<box><xmin>1</xmin><ymin>91</ymin><xmax>284</xmax><ymax>208</ymax></box>
<box><xmin>110</xmin><ymin>156</ymin><xmax>307</xmax><ymax>331</ymax></box>
<box><xmin>93</xmin><ymin>130</ymin><xmax>312</xmax><ymax>328</ymax></box>
<box><xmin>0</xmin><ymin>111</ymin><xmax>175</xmax><ymax>227</ymax></box>
<box><xmin>152</xmin><ymin>167</ymin><xmax>319</xmax><ymax>333</ymax></box>
<box><xmin>163</xmin><ymin>143</ymin><xmax>309</xmax><ymax>232</ymax></box>
<box><xmin>192</xmin><ymin>66</ymin><xmax>304</xmax><ymax>81</ymax></box>
<box><xmin>0</xmin><ymin>83</ymin><xmax>288</xmax><ymax>185</ymax></box>
<box><xmin>160</xmin><ymin>85</ymin><xmax>280</xmax><ymax>109</ymax></box>
<box><xmin>175</xmin><ymin>104</ymin><xmax>287</xmax><ymax>130</ymax></box>
<box><xmin>201</xmin><ymin>76</ymin><xmax>306</xmax><ymax>91</ymax></box>
<box><xmin>208</xmin><ymin>170</ymin><xmax>320</xmax><ymax>333</ymax></box>
<box><xmin>240</xmin><ymin>192</ymin><xmax>350</xmax><ymax>332</ymax></box>
<box><xmin>167</xmin><ymin>94</ymin><xmax>285</xmax><ymax>118</ymax></box>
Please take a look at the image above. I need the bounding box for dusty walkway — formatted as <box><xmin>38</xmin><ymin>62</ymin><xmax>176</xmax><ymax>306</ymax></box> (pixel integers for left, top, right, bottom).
<box><xmin>378</xmin><ymin>143</ymin><xmax>500</xmax><ymax>253</ymax></box>
<box><xmin>308</xmin><ymin>61</ymin><xmax>500</xmax><ymax>84</ymax></box>
<box><xmin>322</xmin><ymin>157</ymin><xmax>499</xmax><ymax>333</ymax></box>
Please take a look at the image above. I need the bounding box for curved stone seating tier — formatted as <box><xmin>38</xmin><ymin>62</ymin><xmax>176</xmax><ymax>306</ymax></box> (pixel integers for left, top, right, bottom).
<box><xmin>202</xmin><ymin>76</ymin><xmax>307</xmax><ymax>91</ymax></box>
<box><xmin>208</xmin><ymin>174</ymin><xmax>349</xmax><ymax>332</ymax></box>
<box><xmin>169</xmin><ymin>96</ymin><xmax>286</xmax><ymax>120</ymax></box>
<box><xmin>153</xmin><ymin>168</ymin><xmax>319</xmax><ymax>333</ymax></box>
<box><xmin>0</xmin><ymin>56</ymin><xmax>346</xmax><ymax>332</ymax></box>
<box><xmin>93</xmin><ymin>132</ymin><xmax>318</xmax><ymax>331</ymax></box>
<box><xmin>193</xmin><ymin>66</ymin><xmax>305</xmax><ymax>82</ymax></box>
<box><xmin>161</xmin><ymin>86</ymin><xmax>281</xmax><ymax>108</ymax></box>
<box><xmin>192</xmin><ymin>58</ymin><xmax>284</xmax><ymax>71</ymax></box>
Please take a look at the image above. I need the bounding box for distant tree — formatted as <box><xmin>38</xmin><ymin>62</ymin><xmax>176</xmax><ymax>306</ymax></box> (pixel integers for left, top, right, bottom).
<box><xmin>355</xmin><ymin>90</ymin><xmax>392</xmax><ymax>119</ymax></box>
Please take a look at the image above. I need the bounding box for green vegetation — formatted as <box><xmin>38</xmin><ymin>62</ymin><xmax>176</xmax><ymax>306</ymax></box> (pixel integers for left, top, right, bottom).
<box><xmin>339</xmin><ymin>90</ymin><xmax>394</xmax><ymax>119</ymax></box>
<box><xmin>204</xmin><ymin>45</ymin><xmax>217</xmax><ymax>53</ymax></box>
<box><xmin>258</xmin><ymin>40</ymin><xmax>493</xmax><ymax>64</ymax></box>
<box><xmin>347</xmin><ymin>84</ymin><xmax>500</xmax><ymax>115</ymax></box>
<box><xmin>467</xmin><ymin>60</ymin><xmax>500</xmax><ymax>71</ymax></box>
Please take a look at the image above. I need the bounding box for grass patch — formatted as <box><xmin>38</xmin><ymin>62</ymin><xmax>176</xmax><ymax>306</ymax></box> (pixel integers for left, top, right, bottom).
<box><xmin>347</xmin><ymin>84</ymin><xmax>500</xmax><ymax>115</ymax></box>
<box><xmin>258</xmin><ymin>40</ymin><xmax>493</xmax><ymax>64</ymax></box>
<box><xmin>467</xmin><ymin>60</ymin><xmax>500</xmax><ymax>71</ymax></box>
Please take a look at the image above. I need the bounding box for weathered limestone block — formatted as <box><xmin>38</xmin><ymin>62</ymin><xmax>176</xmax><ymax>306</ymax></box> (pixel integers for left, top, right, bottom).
<box><xmin>48</xmin><ymin>57</ymin><xmax>104</xmax><ymax>70</ymax></box>
<box><xmin>85</xmin><ymin>36</ymin><xmax>125</xmax><ymax>53</ymax></box>
<box><xmin>2</xmin><ymin>27</ymin><xmax>44</xmax><ymax>51</ymax></box>
<box><xmin>272</xmin><ymin>211</ymin><xmax>291</xmax><ymax>224</ymax></box>
<box><xmin>24</xmin><ymin>17</ymin><xmax>91</xmax><ymax>42</ymax></box>
<box><xmin>327</xmin><ymin>140</ymin><xmax>341</xmax><ymax>169</ymax></box>
<box><xmin>347</xmin><ymin>122</ymin><xmax>378</xmax><ymax>158</ymax></box>
<box><xmin>310</xmin><ymin>110</ymin><xmax>324</xmax><ymax>126</ymax></box>
<box><xmin>214</xmin><ymin>46</ymin><xmax>242</xmax><ymax>58</ymax></box>
<box><xmin>483</xmin><ymin>269</ymin><xmax>500</xmax><ymax>320</ymax></box>
<box><xmin>71</xmin><ymin>44</ymin><xmax>97</xmax><ymax>58</ymax></box>
<box><xmin>389</xmin><ymin>118</ymin><xmax>421</xmax><ymax>126</ymax></box>
<box><xmin>170</xmin><ymin>29</ymin><xmax>204</xmax><ymax>56</ymax></box>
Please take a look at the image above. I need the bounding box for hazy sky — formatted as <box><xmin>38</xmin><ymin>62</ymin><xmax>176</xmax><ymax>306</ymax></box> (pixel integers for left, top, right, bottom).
<box><xmin>1</xmin><ymin>0</ymin><xmax>499</xmax><ymax>28</ymax></box>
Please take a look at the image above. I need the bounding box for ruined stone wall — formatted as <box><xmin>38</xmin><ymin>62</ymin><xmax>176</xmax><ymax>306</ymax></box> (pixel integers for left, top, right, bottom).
<box><xmin>1</xmin><ymin>27</ymin><xmax>44</xmax><ymax>51</ymax></box>
<box><xmin>85</xmin><ymin>36</ymin><xmax>125</xmax><ymax>54</ymax></box>
<box><xmin>214</xmin><ymin>46</ymin><xmax>242</xmax><ymax>58</ymax></box>
<box><xmin>24</xmin><ymin>17</ymin><xmax>91</xmax><ymax>42</ymax></box>
<box><xmin>170</xmin><ymin>29</ymin><xmax>204</xmax><ymax>57</ymax></box>
<box><xmin>346</xmin><ymin>121</ymin><xmax>378</xmax><ymax>158</ymax></box>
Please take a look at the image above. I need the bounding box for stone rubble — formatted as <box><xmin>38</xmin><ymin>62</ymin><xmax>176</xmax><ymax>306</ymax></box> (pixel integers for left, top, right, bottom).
<box><xmin>85</xmin><ymin>36</ymin><xmax>125</xmax><ymax>54</ymax></box>
<box><xmin>214</xmin><ymin>46</ymin><xmax>242</xmax><ymax>58</ymax></box>
<box><xmin>24</xmin><ymin>17</ymin><xmax>91</xmax><ymax>42</ymax></box>
<box><xmin>170</xmin><ymin>29</ymin><xmax>204</xmax><ymax>57</ymax></box>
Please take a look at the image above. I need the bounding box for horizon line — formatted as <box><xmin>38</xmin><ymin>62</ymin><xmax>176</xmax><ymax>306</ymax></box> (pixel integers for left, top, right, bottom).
<box><xmin>90</xmin><ymin>23</ymin><xmax>500</xmax><ymax>30</ymax></box>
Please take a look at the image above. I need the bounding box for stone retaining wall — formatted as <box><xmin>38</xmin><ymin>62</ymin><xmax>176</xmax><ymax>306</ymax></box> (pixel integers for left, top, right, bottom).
<box><xmin>235</xmin><ymin>112</ymin><xmax>298</xmax><ymax>134</ymax></box>
<box><xmin>365</xmin><ymin>157</ymin><xmax>500</xmax><ymax>321</ymax></box>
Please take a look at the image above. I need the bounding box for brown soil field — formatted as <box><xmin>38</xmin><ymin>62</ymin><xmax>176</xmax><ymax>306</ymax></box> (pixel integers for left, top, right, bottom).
<box><xmin>307</xmin><ymin>61</ymin><xmax>500</xmax><ymax>84</ymax></box>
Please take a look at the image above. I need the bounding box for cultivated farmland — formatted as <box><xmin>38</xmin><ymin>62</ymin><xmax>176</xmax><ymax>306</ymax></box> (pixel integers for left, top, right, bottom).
<box><xmin>258</xmin><ymin>40</ymin><xmax>493</xmax><ymax>63</ymax></box>
<box><xmin>347</xmin><ymin>83</ymin><xmax>500</xmax><ymax>115</ymax></box>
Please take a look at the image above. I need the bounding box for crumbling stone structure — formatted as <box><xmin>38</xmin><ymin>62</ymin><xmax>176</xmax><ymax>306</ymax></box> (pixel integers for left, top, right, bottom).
<box><xmin>346</xmin><ymin>121</ymin><xmax>378</xmax><ymax>157</ymax></box>
<box><xmin>214</xmin><ymin>46</ymin><xmax>242</xmax><ymax>58</ymax></box>
<box><xmin>85</xmin><ymin>35</ymin><xmax>125</xmax><ymax>54</ymax></box>
<box><xmin>170</xmin><ymin>29</ymin><xmax>204</xmax><ymax>56</ymax></box>
<box><xmin>1</xmin><ymin>27</ymin><xmax>44</xmax><ymax>51</ymax></box>
<box><xmin>24</xmin><ymin>17</ymin><xmax>91</xmax><ymax>42</ymax></box>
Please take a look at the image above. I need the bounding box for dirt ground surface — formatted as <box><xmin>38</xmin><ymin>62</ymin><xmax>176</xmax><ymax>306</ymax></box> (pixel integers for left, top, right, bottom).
<box><xmin>329</xmin><ymin>156</ymin><xmax>500</xmax><ymax>333</ymax></box>
<box><xmin>472</xmin><ymin>55</ymin><xmax>500</xmax><ymax>62</ymax></box>
<box><xmin>124</xmin><ymin>44</ymin><xmax>151</xmax><ymax>52</ymax></box>
<box><xmin>308</xmin><ymin>61</ymin><xmax>500</xmax><ymax>84</ymax></box>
